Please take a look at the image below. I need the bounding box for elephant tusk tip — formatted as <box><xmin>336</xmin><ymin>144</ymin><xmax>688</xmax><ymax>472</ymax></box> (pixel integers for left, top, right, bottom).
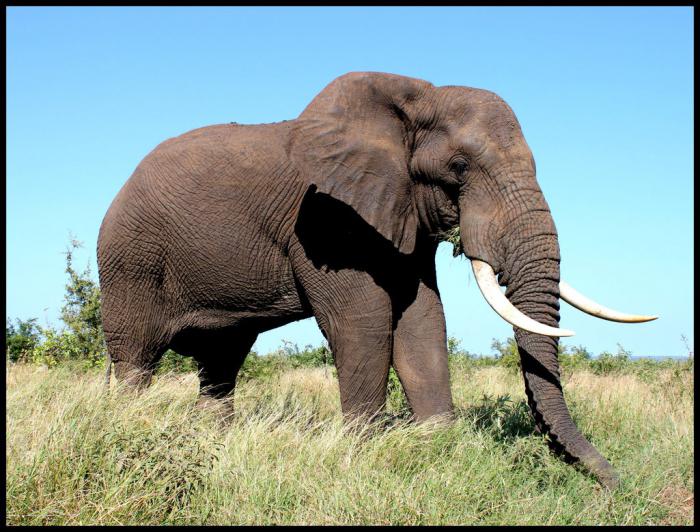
<box><xmin>559</xmin><ymin>281</ymin><xmax>659</xmax><ymax>324</ymax></box>
<box><xmin>639</xmin><ymin>315</ymin><xmax>659</xmax><ymax>322</ymax></box>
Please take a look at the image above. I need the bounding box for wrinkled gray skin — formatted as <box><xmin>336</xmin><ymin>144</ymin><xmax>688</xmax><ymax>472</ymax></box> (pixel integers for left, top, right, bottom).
<box><xmin>97</xmin><ymin>72</ymin><xmax>619</xmax><ymax>489</ymax></box>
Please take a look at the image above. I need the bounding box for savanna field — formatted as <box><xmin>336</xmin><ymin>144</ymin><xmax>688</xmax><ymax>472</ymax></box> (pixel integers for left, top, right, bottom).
<box><xmin>4</xmin><ymin>245</ymin><xmax>695</xmax><ymax>524</ymax></box>
<box><xmin>6</xmin><ymin>343</ymin><xmax>694</xmax><ymax>526</ymax></box>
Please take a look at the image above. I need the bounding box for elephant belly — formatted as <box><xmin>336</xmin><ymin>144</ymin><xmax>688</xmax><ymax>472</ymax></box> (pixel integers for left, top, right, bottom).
<box><xmin>162</xmin><ymin>234</ymin><xmax>310</xmax><ymax>333</ymax></box>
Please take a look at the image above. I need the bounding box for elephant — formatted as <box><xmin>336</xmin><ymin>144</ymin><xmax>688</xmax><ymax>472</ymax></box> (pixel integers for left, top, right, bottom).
<box><xmin>97</xmin><ymin>72</ymin><xmax>656</xmax><ymax>489</ymax></box>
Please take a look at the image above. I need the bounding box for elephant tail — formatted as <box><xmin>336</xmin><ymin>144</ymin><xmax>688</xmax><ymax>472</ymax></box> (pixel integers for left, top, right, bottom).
<box><xmin>104</xmin><ymin>350</ymin><xmax>112</xmax><ymax>389</ymax></box>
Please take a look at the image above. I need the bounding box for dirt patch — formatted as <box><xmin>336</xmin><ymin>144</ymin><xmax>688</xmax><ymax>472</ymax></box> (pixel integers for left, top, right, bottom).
<box><xmin>658</xmin><ymin>484</ymin><xmax>694</xmax><ymax>525</ymax></box>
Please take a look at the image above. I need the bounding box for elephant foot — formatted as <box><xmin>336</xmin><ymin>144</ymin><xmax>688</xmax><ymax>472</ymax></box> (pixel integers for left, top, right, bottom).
<box><xmin>413</xmin><ymin>410</ymin><xmax>455</xmax><ymax>427</ymax></box>
<box><xmin>113</xmin><ymin>360</ymin><xmax>153</xmax><ymax>391</ymax></box>
<box><xmin>196</xmin><ymin>395</ymin><xmax>236</xmax><ymax>426</ymax></box>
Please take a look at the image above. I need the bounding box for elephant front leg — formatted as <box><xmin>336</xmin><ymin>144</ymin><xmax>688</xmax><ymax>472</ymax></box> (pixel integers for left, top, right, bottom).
<box><xmin>291</xmin><ymin>262</ymin><xmax>393</xmax><ymax>420</ymax></box>
<box><xmin>331</xmin><ymin>314</ymin><xmax>393</xmax><ymax>421</ymax></box>
<box><xmin>320</xmin><ymin>292</ymin><xmax>393</xmax><ymax>420</ymax></box>
<box><xmin>393</xmin><ymin>279</ymin><xmax>454</xmax><ymax>422</ymax></box>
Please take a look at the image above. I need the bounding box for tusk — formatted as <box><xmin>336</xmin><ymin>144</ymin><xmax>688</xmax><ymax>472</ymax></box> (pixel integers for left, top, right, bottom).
<box><xmin>471</xmin><ymin>260</ymin><xmax>575</xmax><ymax>337</ymax></box>
<box><xmin>559</xmin><ymin>281</ymin><xmax>658</xmax><ymax>323</ymax></box>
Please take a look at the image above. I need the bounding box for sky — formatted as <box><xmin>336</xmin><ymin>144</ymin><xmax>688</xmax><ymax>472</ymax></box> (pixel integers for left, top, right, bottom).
<box><xmin>6</xmin><ymin>7</ymin><xmax>694</xmax><ymax>358</ymax></box>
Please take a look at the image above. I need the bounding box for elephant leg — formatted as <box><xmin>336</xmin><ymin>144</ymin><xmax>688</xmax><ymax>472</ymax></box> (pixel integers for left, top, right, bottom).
<box><xmin>171</xmin><ymin>327</ymin><xmax>257</xmax><ymax>418</ymax></box>
<box><xmin>196</xmin><ymin>330</ymin><xmax>256</xmax><ymax>400</ymax></box>
<box><xmin>332</xmin><ymin>317</ymin><xmax>393</xmax><ymax>422</ymax></box>
<box><xmin>291</xmin><ymin>258</ymin><xmax>393</xmax><ymax>420</ymax></box>
<box><xmin>392</xmin><ymin>278</ymin><xmax>454</xmax><ymax>422</ymax></box>
<box><xmin>103</xmin><ymin>294</ymin><xmax>171</xmax><ymax>390</ymax></box>
<box><xmin>109</xmin><ymin>339</ymin><xmax>164</xmax><ymax>390</ymax></box>
<box><xmin>321</xmin><ymin>286</ymin><xmax>393</xmax><ymax>420</ymax></box>
<box><xmin>328</xmin><ymin>300</ymin><xmax>393</xmax><ymax>421</ymax></box>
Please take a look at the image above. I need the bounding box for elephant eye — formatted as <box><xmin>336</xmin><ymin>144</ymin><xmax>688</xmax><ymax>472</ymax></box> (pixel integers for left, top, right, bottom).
<box><xmin>450</xmin><ymin>158</ymin><xmax>470</xmax><ymax>176</ymax></box>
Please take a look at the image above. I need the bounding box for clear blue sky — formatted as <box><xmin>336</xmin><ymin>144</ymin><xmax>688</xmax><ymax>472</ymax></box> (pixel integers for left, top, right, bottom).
<box><xmin>7</xmin><ymin>7</ymin><xmax>693</xmax><ymax>357</ymax></box>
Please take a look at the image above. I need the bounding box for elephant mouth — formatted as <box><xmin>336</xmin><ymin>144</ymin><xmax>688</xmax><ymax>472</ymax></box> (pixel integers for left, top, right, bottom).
<box><xmin>469</xmin><ymin>259</ymin><xmax>657</xmax><ymax>337</ymax></box>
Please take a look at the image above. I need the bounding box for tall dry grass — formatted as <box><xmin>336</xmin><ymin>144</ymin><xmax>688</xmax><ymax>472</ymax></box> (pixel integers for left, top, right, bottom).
<box><xmin>5</xmin><ymin>361</ymin><xmax>693</xmax><ymax>525</ymax></box>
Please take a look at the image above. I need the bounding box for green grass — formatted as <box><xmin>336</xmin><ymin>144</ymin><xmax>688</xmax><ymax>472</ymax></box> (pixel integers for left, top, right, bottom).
<box><xmin>6</xmin><ymin>359</ymin><xmax>693</xmax><ymax>525</ymax></box>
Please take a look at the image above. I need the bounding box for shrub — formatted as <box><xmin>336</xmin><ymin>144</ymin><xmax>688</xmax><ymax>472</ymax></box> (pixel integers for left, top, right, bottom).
<box><xmin>589</xmin><ymin>344</ymin><xmax>632</xmax><ymax>375</ymax></box>
<box><xmin>30</xmin><ymin>327</ymin><xmax>83</xmax><ymax>368</ymax></box>
<box><xmin>491</xmin><ymin>337</ymin><xmax>521</xmax><ymax>372</ymax></box>
<box><xmin>156</xmin><ymin>350</ymin><xmax>198</xmax><ymax>374</ymax></box>
<box><xmin>6</xmin><ymin>317</ymin><xmax>41</xmax><ymax>362</ymax></box>
<box><xmin>559</xmin><ymin>344</ymin><xmax>592</xmax><ymax>373</ymax></box>
<box><xmin>468</xmin><ymin>394</ymin><xmax>535</xmax><ymax>442</ymax></box>
<box><xmin>281</xmin><ymin>340</ymin><xmax>333</xmax><ymax>368</ymax></box>
<box><xmin>59</xmin><ymin>238</ymin><xmax>106</xmax><ymax>367</ymax></box>
<box><xmin>386</xmin><ymin>367</ymin><xmax>411</xmax><ymax>418</ymax></box>
<box><xmin>238</xmin><ymin>341</ymin><xmax>335</xmax><ymax>381</ymax></box>
<box><xmin>447</xmin><ymin>336</ymin><xmax>494</xmax><ymax>373</ymax></box>
<box><xmin>238</xmin><ymin>350</ymin><xmax>287</xmax><ymax>383</ymax></box>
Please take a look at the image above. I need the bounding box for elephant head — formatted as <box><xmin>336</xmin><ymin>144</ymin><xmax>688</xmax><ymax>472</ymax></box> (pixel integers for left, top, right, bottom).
<box><xmin>290</xmin><ymin>72</ymin><xmax>656</xmax><ymax>489</ymax></box>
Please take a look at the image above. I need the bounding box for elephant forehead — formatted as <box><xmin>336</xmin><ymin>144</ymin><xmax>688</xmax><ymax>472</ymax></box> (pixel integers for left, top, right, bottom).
<box><xmin>485</xmin><ymin>112</ymin><xmax>521</xmax><ymax>149</ymax></box>
<box><xmin>451</xmin><ymin>125</ymin><xmax>488</xmax><ymax>152</ymax></box>
<box><xmin>440</xmin><ymin>86</ymin><xmax>503</xmax><ymax>115</ymax></box>
<box><xmin>437</xmin><ymin>90</ymin><xmax>519</xmax><ymax>145</ymax></box>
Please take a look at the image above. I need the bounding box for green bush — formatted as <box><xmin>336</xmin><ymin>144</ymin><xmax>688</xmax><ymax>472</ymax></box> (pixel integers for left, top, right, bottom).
<box><xmin>467</xmin><ymin>394</ymin><xmax>535</xmax><ymax>443</ymax></box>
<box><xmin>386</xmin><ymin>367</ymin><xmax>411</xmax><ymax>418</ymax></box>
<box><xmin>491</xmin><ymin>337</ymin><xmax>521</xmax><ymax>372</ymax></box>
<box><xmin>30</xmin><ymin>327</ymin><xmax>84</xmax><ymax>368</ymax></box>
<box><xmin>6</xmin><ymin>318</ymin><xmax>41</xmax><ymax>362</ymax></box>
<box><xmin>589</xmin><ymin>344</ymin><xmax>632</xmax><ymax>375</ymax></box>
<box><xmin>156</xmin><ymin>350</ymin><xmax>198</xmax><ymax>374</ymax></box>
<box><xmin>59</xmin><ymin>238</ymin><xmax>106</xmax><ymax>367</ymax></box>
<box><xmin>559</xmin><ymin>344</ymin><xmax>593</xmax><ymax>373</ymax></box>
<box><xmin>238</xmin><ymin>350</ymin><xmax>287</xmax><ymax>383</ymax></box>
<box><xmin>280</xmin><ymin>340</ymin><xmax>333</xmax><ymax>368</ymax></box>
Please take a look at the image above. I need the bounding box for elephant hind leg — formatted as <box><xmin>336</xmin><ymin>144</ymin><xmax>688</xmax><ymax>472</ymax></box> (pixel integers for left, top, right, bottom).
<box><xmin>106</xmin><ymin>327</ymin><xmax>171</xmax><ymax>390</ymax></box>
<box><xmin>101</xmin><ymin>279</ymin><xmax>173</xmax><ymax>390</ymax></box>
<box><xmin>170</xmin><ymin>326</ymin><xmax>257</xmax><ymax>418</ymax></box>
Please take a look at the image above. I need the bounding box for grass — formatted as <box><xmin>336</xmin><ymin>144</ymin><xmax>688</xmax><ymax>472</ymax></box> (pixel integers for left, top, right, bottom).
<box><xmin>6</xmin><ymin>358</ymin><xmax>693</xmax><ymax>525</ymax></box>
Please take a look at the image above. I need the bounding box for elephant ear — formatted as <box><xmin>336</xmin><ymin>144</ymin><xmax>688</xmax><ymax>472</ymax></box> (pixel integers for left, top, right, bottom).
<box><xmin>290</xmin><ymin>72</ymin><xmax>430</xmax><ymax>255</ymax></box>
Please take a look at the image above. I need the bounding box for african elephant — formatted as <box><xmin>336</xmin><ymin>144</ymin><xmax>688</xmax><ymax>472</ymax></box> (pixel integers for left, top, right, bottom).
<box><xmin>97</xmin><ymin>72</ymin><xmax>656</xmax><ymax>489</ymax></box>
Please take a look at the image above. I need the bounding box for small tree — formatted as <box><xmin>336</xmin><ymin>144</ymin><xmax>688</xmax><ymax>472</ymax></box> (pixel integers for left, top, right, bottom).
<box><xmin>491</xmin><ymin>337</ymin><xmax>520</xmax><ymax>371</ymax></box>
<box><xmin>447</xmin><ymin>337</ymin><xmax>464</xmax><ymax>357</ymax></box>
<box><xmin>6</xmin><ymin>317</ymin><xmax>41</xmax><ymax>362</ymax></box>
<box><xmin>30</xmin><ymin>327</ymin><xmax>83</xmax><ymax>368</ymax></box>
<box><xmin>156</xmin><ymin>349</ymin><xmax>198</xmax><ymax>374</ymax></box>
<box><xmin>559</xmin><ymin>344</ymin><xmax>592</xmax><ymax>372</ymax></box>
<box><xmin>492</xmin><ymin>337</ymin><xmax>573</xmax><ymax>372</ymax></box>
<box><xmin>589</xmin><ymin>344</ymin><xmax>632</xmax><ymax>375</ymax></box>
<box><xmin>59</xmin><ymin>238</ymin><xmax>106</xmax><ymax>367</ymax></box>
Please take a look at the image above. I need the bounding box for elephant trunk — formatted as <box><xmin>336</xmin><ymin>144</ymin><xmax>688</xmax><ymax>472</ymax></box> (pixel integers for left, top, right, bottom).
<box><xmin>501</xmin><ymin>207</ymin><xmax>620</xmax><ymax>490</ymax></box>
<box><xmin>460</xmin><ymin>167</ymin><xmax>620</xmax><ymax>489</ymax></box>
